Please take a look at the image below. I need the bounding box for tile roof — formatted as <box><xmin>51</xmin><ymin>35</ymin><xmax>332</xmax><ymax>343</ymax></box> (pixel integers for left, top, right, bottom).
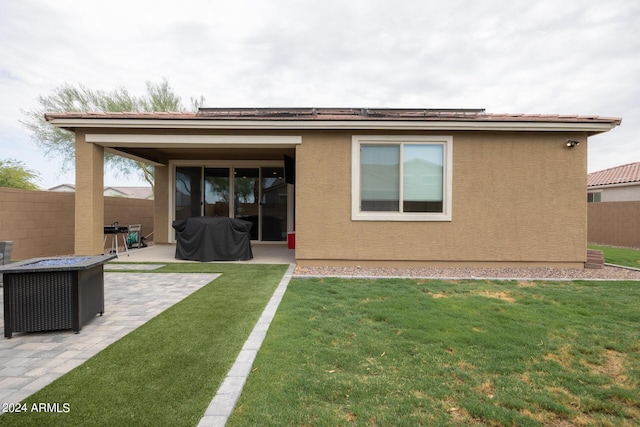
<box><xmin>588</xmin><ymin>162</ymin><xmax>640</xmax><ymax>187</ymax></box>
<box><xmin>44</xmin><ymin>107</ymin><xmax>623</xmax><ymax>125</ymax></box>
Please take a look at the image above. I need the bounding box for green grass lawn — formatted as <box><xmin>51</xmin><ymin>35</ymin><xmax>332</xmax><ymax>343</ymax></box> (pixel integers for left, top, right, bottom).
<box><xmin>589</xmin><ymin>245</ymin><xmax>640</xmax><ymax>268</ymax></box>
<box><xmin>229</xmin><ymin>278</ymin><xmax>640</xmax><ymax>427</ymax></box>
<box><xmin>1</xmin><ymin>263</ymin><xmax>288</xmax><ymax>427</ymax></box>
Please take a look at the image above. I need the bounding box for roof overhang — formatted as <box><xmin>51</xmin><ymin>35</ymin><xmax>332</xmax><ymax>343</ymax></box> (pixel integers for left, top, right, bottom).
<box><xmin>47</xmin><ymin>117</ymin><xmax>619</xmax><ymax>136</ymax></box>
<box><xmin>46</xmin><ymin>109</ymin><xmax>621</xmax><ymax>166</ymax></box>
<box><xmin>588</xmin><ymin>181</ymin><xmax>640</xmax><ymax>190</ymax></box>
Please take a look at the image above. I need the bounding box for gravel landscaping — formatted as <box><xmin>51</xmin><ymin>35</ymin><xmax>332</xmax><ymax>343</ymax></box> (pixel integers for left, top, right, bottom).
<box><xmin>294</xmin><ymin>264</ymin><xmax>640</xmax><ymax>280</ymax></box>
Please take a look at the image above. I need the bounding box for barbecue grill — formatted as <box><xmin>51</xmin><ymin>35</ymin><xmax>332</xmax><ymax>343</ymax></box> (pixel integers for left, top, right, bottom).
<box><xmin>103</xmin><ymin>225</ymin><xmax>129</xmax><ymax>234</ymax></box>
<box><xmin>103</xmin><ymin>223</ymin><xmax>129</xmax><ymax>257</ymax></box>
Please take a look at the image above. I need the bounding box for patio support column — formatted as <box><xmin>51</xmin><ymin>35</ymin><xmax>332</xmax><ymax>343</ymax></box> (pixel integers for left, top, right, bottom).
<box><xmin>74</xmin><ymin>131</ymin><xmax>105</xmax><ymax>255</ymax></box>
<box><xmin>154</xmin><ymin>165</ymin><xmax>169</xmax><ymax>244</ymax></box>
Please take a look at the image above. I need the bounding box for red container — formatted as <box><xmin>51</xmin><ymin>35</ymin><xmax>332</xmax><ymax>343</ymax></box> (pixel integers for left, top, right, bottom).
<box><xmin>287</xmin><ymin>232</ymin><xmax>295</xmax><ymax>249</ymax></box>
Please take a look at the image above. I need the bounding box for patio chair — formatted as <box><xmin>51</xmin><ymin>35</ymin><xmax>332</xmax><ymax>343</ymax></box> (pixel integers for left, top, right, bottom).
<box><xmin>0</xmin><ymin>241</ymin><xmax>12</xmax><ymax>265</ymax></box>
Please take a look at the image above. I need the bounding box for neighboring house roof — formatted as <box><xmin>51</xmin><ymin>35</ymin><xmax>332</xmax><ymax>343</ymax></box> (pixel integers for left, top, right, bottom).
<box><xmin>104</xmin><ymin>186</ymin><xmax>154</xmax><ymax>199</ymax></box>
<box><xmin>47</xmin><ymin>184</ymin><xmax>76</xmax><ymax>192</ymax></box>
<box><xmin>44</xmin><ymin>108</ymin><xmax>622</xmax><ymax>135</ymax></box>
<box><xmin>48</xmin><ymin>184</ymin><xmax>153</xmax><ymax>199</ymax></box>
<box><xmin>588</xmin><ymin>162</ymin><xmax>640</xmax><ymax>188</ymax></box>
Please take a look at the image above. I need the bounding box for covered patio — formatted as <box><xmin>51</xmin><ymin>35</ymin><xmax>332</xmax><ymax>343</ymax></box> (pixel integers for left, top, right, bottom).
<box><xmin>107</xmin><ymin>243</ymin><xmax>295</xmax><ymax>265</ymax></box>
<box><xmin>45</xmin><ymin>109</ymin><xmax>300</xmax><ymax>260</ymax></box>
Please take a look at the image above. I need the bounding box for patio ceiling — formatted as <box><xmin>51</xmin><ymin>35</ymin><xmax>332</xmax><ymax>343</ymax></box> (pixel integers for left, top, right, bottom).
<box><xmin>86</xmin><ymin>133</ymin><xmax>300</xmax><ymax>166</ymax></box>
<box><xmin>107</xmin><ymin>146</ymin><xmax>296</xmax><ymax>166</ymax></box>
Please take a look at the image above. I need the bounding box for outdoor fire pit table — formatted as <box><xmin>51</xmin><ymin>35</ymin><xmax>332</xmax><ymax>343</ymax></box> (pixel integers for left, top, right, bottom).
<box><xmin>0</xmin><ymin>254</ymin><xmax>116</xmax><ymax>338</ymax></box>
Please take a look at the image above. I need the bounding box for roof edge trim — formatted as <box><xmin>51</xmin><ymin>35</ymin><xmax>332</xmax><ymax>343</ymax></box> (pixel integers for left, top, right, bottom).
<box><xmin>49</xmin><ymin>118</ymin><xmax>619</xmax><ymax>134</ymax></box>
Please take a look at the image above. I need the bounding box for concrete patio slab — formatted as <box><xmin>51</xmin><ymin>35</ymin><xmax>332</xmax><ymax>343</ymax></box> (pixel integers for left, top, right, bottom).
<box><xmin>109</xmin><ymin>243</ymin><xmax>295</xmax><ymax>265</ymax></box>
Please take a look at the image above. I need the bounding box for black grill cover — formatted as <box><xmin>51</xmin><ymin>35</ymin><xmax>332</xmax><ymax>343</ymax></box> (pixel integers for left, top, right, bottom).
<box><xmin>172</xmin><ymin>217</ymin><xmax>253</xmax><ymax>262</ymax></box>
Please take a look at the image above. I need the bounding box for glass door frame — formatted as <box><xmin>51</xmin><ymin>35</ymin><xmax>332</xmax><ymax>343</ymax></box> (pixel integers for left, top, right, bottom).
<box><xmin>169</xmin><ymin>160</ymin><xmax>294</xmax><ymax>243</ymax></box>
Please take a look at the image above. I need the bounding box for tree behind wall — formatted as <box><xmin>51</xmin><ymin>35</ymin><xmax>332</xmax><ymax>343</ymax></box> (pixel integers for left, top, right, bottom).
<box><xmin>21</xmin><ymin>78</ymin><xmax>206</xmax><ymax>194</ymax></box>
<box><xmin>0</xmin><ymin>159</ymin><xmax>40</xmax><ymax>190</ymax></box>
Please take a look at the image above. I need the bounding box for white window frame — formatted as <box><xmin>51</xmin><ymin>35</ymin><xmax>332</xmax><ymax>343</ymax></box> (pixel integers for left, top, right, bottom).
<box><xmin>351</xmin><ymin>135</ymin><xmax>453</xmax><ymax>221</ymax></box>
<box><xmin>587</xmin><ymin>190</ymin><xmax>602</xmax><ymax>203</ymax></box>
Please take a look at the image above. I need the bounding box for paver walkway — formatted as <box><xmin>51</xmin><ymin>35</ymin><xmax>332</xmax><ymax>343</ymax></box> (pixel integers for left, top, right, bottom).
<box><xmin>0</xmin><ymin>272</ymin><xmax>218</xmax><ymax>405</ymax></box>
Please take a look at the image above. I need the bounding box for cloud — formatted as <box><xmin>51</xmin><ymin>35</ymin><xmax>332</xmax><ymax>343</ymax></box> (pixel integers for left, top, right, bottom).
<box><xmin>0</xmin><ymin>0</ymin><xmax>638</xmax><ymax>188</ymax></box>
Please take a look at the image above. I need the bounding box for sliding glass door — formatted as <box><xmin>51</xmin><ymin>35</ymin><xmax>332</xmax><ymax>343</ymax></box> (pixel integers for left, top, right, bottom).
<box><xmin>261</xmin><ymin>167</ymin><xmax>287</xmax><ymax>241</ymax></box>
<box><xmin>234</xmin><ymin>168</ymin><xmax>260</xmax><ymax>240</ymax></box>
<box><xmin>204</xmin><ymin>168</ymin><xmax>230</xmax><ymax>217</ymax></box>
<box><xmin>175</xmin><ymin>167</ymin><xmax>202</xmax><ymax>221</ymax></box>
<box><xmin>174</xmin><ymin>165</ymin><xmax>288</xmax><ymax>242</ymax></box>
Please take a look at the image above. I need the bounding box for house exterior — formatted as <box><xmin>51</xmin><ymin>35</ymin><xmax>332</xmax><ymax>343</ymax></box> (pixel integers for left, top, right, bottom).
<box><xmin>588</xmin><ymin>162</ymin><xmax>640</xmax><ymax>202</ymax></box>
<box><xmin>44</xmin><ymin>108</ymin><xmax>621</xmax><ymax>268</ymax></box>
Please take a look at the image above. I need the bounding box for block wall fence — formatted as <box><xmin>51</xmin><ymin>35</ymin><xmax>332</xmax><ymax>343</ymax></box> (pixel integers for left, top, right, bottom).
<box><xmin>588</xmin><ymin>201</ymin><xmax>640</xmax><ymax>248</ymax></box>
<box><xmin>0</xmin><ymin>188</ymin><xmax>153</xmax><ymax>260</ymax></box>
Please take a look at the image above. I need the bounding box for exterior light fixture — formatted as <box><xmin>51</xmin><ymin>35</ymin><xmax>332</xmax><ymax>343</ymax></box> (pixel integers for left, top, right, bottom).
<box><xmin>566</xmin><ymin>139</ymin><xmax>580</xmax><ymax>148</ymax></box>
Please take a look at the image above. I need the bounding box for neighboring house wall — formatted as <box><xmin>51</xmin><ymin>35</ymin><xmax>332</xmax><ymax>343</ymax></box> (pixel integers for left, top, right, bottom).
<box><xmin>296</xmin><ymin>130</ymin><xmax>587</xmax><ymax>267</ymax></box>
<box><xmin>588</xmin><ymin>201</ymin><xmax>640</xmax><ymax>248</ymax></box>
<box><xmin>0</xmin><ymin>188</ymin><xmax>153</xmax><ymax>260</ymax></box>
<box><xmin>104</xmin><ymin>188</ymin><xmax>128</xmax><ymax>197</ymax></box>
<box><xmin>590</xmin><ymin>184</ymin><xmax>640</xmax><ymax>202</ymax></box>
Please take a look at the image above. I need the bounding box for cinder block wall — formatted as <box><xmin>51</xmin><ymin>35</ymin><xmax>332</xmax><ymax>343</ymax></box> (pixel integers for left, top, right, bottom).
<box><xmin>0</xmin><ymin>188</ymin><xmax>75</xmax><ymax>259</ymax></box>
<box><xmin>588</xmin><ymin>201</ymin><xmax>640</xmax><ymax>248</ymax></box>
<box><xmin>0</xmin><ymin>188</ymin><xmax>153</xmax><ymax>260</ymax></box>
<box><xmin>103</xmin><ymin>196</ymin><xmax>154</xmax><ymax>248</ymax></box>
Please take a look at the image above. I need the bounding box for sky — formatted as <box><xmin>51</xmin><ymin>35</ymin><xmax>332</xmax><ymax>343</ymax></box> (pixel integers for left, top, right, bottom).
<box><xmin>0</xmin><ymin>0</ymin><xmax>638</xmax><ymax>189</ymax></box>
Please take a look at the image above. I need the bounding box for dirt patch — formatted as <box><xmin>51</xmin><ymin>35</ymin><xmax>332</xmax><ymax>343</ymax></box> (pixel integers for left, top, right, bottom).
<box><xmin>429</xmin><ymin>290</ymin><xmax>515</xmax><ymax>302</ymax></box>
<box><xmin>543</xmin><ymin>345</ymin><xmax>574</xmax><ymax>369</ymax></box>
<box><xmin>517</xmin><ymin>281</ymin><xmax>540</xmax><ymax>288</ymax></box>
<box><xmin>412</xmin><ymin>390</ymin><xmax>428</xmax><ymax>399</ymax></box>
<box><xmin>444</xmin><ymin>397</ymin><xmax>466</xmax><ymax>423</ymax></box>
<box><xmin>520</xmin><ymin>409</ymin><xmax>576</xmax><ymax>426</ymax></box>
<box><xmin>584</xmin><ymin>349</ymin><xmax>629</xmax><ymax>385</ymax></box>
<box><xmin>519</xmin><ymin>372</ymin><xmax>533</xmax><ymax>385</ymax></box>
<box><xmin>445</xmin><ymin>404</ymin><xmax>484</xmax><ymax>426</ymax></box>
<box><xmin>431</xmin><ymin>292</ymin><xmax>450</xmax><ymax>299</ymax></box>
<box><xmin>472</xmin><ymin>290</ymin><xmax>515</xmax><ymax>302</ymax></box>
<box><xmin>456</xmin><ymin>360</ymin><xmax>476</xmax><ymax>371</ymax></box>
<box><xmin>476</xmin><ymin>379</ymin><xmax>495</xmax><ymax>398</ymax></box>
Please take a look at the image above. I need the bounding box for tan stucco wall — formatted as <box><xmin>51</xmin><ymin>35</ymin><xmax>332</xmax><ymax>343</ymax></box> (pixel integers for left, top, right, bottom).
<box><xmin>75</xmin><ymin>131</ymin><xmax>105</xmax><ymax>255</ymax></box>
<box><xmin>295</xmin><ymin>131</ymin><xmax>588</xmax><ymax>267</ymax></box>
<box><xmin>154</xmin><ymin>165</ymin><xmax>170</xmax><ymax>243</ymax></box>
<box><xmin>70</xmin><ymin>127</ymin><xmax>588</xmax><ymax>267</ymax></box>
